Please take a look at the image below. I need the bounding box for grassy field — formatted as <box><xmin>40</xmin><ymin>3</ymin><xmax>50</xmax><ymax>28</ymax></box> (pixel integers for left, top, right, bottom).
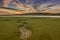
<box><xmin>0</xmin><ymin>17</ymin><xmax>60</xmax><ymax>40</ymax></box>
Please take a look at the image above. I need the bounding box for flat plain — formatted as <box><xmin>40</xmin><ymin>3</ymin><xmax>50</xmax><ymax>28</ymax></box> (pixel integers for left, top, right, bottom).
<box><xmin>0</xmin><ymin>17</ymin><xmax>60</xmax><ymax>40</ymax></box>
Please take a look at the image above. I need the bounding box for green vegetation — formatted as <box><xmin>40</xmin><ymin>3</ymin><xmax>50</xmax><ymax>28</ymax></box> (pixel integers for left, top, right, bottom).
<box><xmin>0</xmin><ymin>17</ymin><xmax>60</xmax><ymax>40</ymax></box>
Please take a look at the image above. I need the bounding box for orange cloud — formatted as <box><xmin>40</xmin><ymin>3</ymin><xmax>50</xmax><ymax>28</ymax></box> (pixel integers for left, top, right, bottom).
<box><xmin>0</xmin><ymin>8</ymin><xmax>24</xmax><ymax>15</ymax></box>
<box><xmin>44</xmin><ymin>9</ymin><xmax>60</xmax><ymax>14</ymax></box>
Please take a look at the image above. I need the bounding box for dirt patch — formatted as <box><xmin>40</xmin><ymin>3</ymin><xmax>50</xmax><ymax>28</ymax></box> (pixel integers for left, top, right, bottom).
<box><xmin>18</xmin><ymin>24</ymin><xmax>32</xmax><ymax>40</ymax></box>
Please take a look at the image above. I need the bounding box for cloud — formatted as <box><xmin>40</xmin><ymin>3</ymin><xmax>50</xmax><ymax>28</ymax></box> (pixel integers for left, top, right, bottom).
<box><xmin>0</xmin><ymin>0</ymin><xmax>60</xmax><ymax>14</ymax></box>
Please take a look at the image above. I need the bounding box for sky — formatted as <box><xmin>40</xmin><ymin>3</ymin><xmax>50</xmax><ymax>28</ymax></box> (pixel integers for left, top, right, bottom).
<box><xmin>0</xmin><ymin>0</ymin><xmax>60</xmax><ymax>13</ymax></box>
<box><xmin>0</xmin><ymin>0</ymin><xmax>60</xmax><ymax>4</ymax></box>
<box><xmin>0</xmin><ymin>0</ymin><xmax>60</xmax><ymax>6</ymax></box>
